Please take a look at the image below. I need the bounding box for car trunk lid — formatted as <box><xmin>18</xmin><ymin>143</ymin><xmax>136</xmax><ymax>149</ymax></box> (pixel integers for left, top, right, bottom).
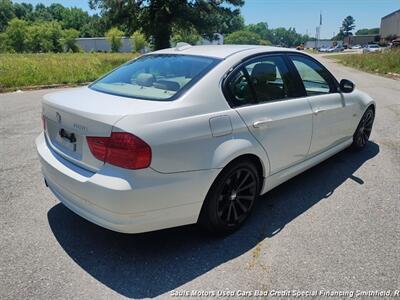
<box><xmin>42</xmin><ymin>87</ymin><xmax>168</xmax><ymax>171</ymax></box>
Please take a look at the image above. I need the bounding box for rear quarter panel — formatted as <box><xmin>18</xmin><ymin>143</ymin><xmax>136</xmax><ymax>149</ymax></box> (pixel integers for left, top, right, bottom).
<box><xmin>114</xmin><ymin>107</ymin><xmax>269</xmax><ymax>175</ymax></box>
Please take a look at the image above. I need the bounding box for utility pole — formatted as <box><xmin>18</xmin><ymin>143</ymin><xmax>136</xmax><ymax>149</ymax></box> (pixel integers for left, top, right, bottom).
<box><xmin>315</xmin><ymin>12</ymin><xmax>322</xmax><ymax>49</ymax></box>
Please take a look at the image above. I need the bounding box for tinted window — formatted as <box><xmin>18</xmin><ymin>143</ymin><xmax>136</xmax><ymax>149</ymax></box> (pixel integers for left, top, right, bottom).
<box><xmin>226</xmin><ymin>55</ymin><xmax>295</xmax><ymax>107</ymax></box>
<box><xmin>90</xmin><ymin>54</ymin><xmax>220</xmax><ymax>101</ymax></box>
<box><xmin>226</xmin><ymin>70</ymin><xmax>254</xmax><ymax>107</ymax></box>
<box><xmin>289</xmin><ymin>55</ymin><xmax>333</xmax><ymax>96</ymax></box>
<box><xmin>247</xmin><ymin>56</ymin><xmax>294</xmax><ymax>103</ymax></box>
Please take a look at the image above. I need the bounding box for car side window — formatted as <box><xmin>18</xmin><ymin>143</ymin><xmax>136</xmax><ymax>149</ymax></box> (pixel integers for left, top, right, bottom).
<box><xmin>225</xmin><ymin>55</ymin><xmax>296</xmax><ymax>107</ymax></box>
<box><xmin>289</xmin><ymin>55</ymin><xmax>333</xmax><ymax>96</ymax></box>
<box><xmin>245</xmin><ymin>56</ymin><xmax>293</xmax><ymax>103</ymax></box>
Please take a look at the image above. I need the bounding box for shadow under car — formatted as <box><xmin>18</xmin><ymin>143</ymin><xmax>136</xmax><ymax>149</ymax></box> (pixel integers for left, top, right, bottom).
<box><xmin>47</xmin><ymin>142</ymin><xmax>379</xmax><ymax>299</ymax></box>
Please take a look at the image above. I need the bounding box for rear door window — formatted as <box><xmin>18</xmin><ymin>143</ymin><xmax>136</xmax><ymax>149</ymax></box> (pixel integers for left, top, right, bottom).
<box><xmin>224</xmin><ymin>54</ymin><xmax>299</xmax><ymax>107</ymax></box>
<box><xmin>245</xmin><ymin>56</ymin><xmax>294</xmax><ymax>103</ymax></box>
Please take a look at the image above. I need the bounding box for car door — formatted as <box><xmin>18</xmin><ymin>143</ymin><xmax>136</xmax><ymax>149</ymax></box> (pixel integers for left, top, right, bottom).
<box><xmin>223</xmin><ymin>54</ymin><xmax>313</xmax><ymax>174</ymax></box>
<box><xmin>288</xmin><ymin>54</ymin><xmax>354</xmax><ymax>156</ymax></box>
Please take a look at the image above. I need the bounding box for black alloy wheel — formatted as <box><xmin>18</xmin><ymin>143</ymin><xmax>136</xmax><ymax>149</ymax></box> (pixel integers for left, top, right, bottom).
<box><xmin>352</xmin><ymin>108</ymin><xmax>374</xmax><ymax>149</ymax></box>
<box><xmin>216</xmin><ymin>167</ymin><xmax>257</xmax><ymax>226</ymax></box>
<box><xmin>199</xmin><ymin>160</ymin><xmax>260</xmax><ymax>234</ymax></box>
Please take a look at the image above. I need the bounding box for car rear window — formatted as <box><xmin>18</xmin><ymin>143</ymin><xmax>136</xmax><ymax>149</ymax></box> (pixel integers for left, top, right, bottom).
<box><xmin>90</xmin><ymin>54</ymin><xmax>220</xmax><ymax>101</ymax></box>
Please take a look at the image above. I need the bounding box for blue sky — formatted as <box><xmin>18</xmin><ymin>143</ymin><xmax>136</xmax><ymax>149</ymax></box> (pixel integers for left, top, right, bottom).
<box><xmin>14</xmin><ymin>0</ymin><xmax>400</xmax><ymax>39</ymax></box>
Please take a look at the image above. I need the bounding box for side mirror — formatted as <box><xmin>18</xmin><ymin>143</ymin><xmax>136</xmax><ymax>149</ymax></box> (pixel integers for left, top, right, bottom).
<box><xmin>339</xmin><ymin>79</ymin><xmax>355</xmax><ymax>93</ymax></box>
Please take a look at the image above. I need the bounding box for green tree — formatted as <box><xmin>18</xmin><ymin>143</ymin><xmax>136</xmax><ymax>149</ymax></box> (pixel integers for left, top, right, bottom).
<box><xmin>80</xmin><ymin>14</ymin><xmax>107</xmax><ymax>37</ymax></box>
<box><xmin>31</xmin><ymin>3</ymin><xmax>53</xmax><ymax>22</ymax></box>
<box><xmin>106</xmin><ymin>27</ymin><xmax>124</xmax><ymax>52</ymax></box>
<box><xmin>89</xmin><ymin>0</ymin><xmax>245</xmax><ymax>50</ymax></box>
<box><xmin>62</xmin><ymin>28</ymin><xmax>80</xmax><ymax>52</ymax></box>
<box><xmin>0</xmin><ymin>0</ymin><xmax>15</xmax><ymax>31</ymax></box>
<box><xmin>245</xmin><ymin>22</ymin><xmax>271</xmax><ymax>40</ymax></box>
<box><xmin>25</xmin><ymin>21</ymin><xmax>63</xmax><ymax>52</ymax></box>
<box><xmin>171</xmin><ymin>27</ymin><xmax>201</xmax><ymax>46</ymax></box>
<box><xmin>341</xmin><ymin>16</ymin><xmax>355</xmax><ymax>37</ymax></box>
<box><xmin>131</xmin><ymin>30</ymin><xmax>147</xmax><ymax>52</ymax></box>
<box><xmin>45</xmin><ymin>21</ymin><xmax>63</xmax><ymax>52</ymax></box>
<box><xmin>47</xmin><ymin>3</ymin><xmax>67</xmax><ymax>21</ymax></box>
<box><xmin>5</xmin><ymin>18</ymin><xmax>28</xmax><ymax>52</ymax></box>
<box><xmin>61</xmin><ymin>7</ymin><xmax>91</xmax><ymax>31</ymax></box>
<box><xmin>245</xmin><ymin>23</ymin><xmax>308</xmax><ymax>47</ymax></box>
<box><xmin>224</xmin><ymin>30</ymin><xmax>263</xmax><ymax>45</ymax></box>
<box><xmin>26</xmin><ymin>23</ymin><xmax>52</xmax><ymax>52</ymax></box>
<box><xmin>332</xmin><ymin>29</ymin><xmax>345</xmax><ymax>41</ymax></box>
<box><xmin>12</xmin><ymin>2</ymin><xmax>33</xmax><ymax>20</ymax></box>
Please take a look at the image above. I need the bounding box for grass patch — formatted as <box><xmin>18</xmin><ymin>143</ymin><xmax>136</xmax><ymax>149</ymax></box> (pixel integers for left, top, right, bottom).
<box><xmin>327</xmin><ymin>49</ymin><xmax>400</xmax><ymax>77</ymax></box>
<box><xmin>0</xmin><ymin>52</ymin><xmax>138</xmax><ymax>92</ymax></box>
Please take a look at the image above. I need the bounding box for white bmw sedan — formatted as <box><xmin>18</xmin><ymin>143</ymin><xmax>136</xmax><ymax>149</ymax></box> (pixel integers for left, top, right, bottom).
<box><xmin>36</xmin><ymin>45</ymin><xmax>375</xmax><ymax>235</ymax></box>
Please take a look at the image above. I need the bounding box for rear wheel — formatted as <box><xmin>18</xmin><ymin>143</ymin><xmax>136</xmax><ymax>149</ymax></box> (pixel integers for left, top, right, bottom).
<box><xmin>351</xmin><ymin>107</ymin><xmax>375</xmax><ymax>150</ymax></box>
<box><xmin>199</xmin><ymin>160</ymin><xmax>260</xmax><ymax>235</ymax></box>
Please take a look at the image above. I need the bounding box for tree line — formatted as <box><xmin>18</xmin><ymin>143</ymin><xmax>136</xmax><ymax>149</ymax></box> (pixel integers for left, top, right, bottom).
<box><xmin>0</xmin><ymin>0</ymin><xmax>312</xmax><ymax>53</ymax></box>
<box><xmin>0</xmin><ymin>0</ymin><xmax>109</xmax><ymax>52</ymax></box>
<box><xmin>225</xmin><ymin>22</ymin><xmax>312</xmax><ymax>47</ymax></box>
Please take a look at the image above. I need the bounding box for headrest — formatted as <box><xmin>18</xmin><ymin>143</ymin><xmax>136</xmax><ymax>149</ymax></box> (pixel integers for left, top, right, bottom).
<box><xmin>153</xmin><ymin>80</ymin><xmax>180</xmax><ymax>91</ymax></box>
<box><xmin>251</xmin><ymin>63</ymin><xmax>277</xmax><ymax>82</ymax></box>
<box><xmin>136</xmin><ymin>73</ymin><xmax>155</xmax><ymax>87</ymax></box>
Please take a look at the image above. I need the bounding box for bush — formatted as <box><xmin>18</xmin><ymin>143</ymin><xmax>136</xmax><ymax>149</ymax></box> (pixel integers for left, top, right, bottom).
<box><xmin>26</xmin><ymin>23</ymin><xmax>54</xmax><ymax>52</ymax></box>
<box><xmin>0</xmin><ymin>32</ymin><xmax>10</xmax><ymax>52</ymax></box>
<box><xmin>131</xmin><ymin>31</ymin><xmax>147</xmax><ymax>53</ymax></box>
<box><xmin>45</xmin><ymin>21</ymin><xmax>63</xmax><ymax>52</ymax></box>
<box><xmin>3</xmin><ymin>19</ymin><xmax>66</xmax><ymax>53</ymax></box>
<box><xmin>171</xmin><ymin>27</ymin><xmax>201</xmax><ymax>46</ymax></box>
<box><xmin>62</xmin><ymin>29</ymin><xmax>80</xmax><ymax>52</ymax></box>
<box><xmin>224</xmin><ymin>30</ymin><xmax>263</xmax><ymax>45</ymax></box>
<box><xmin>259</xmin><ymin>39</ymin><xmax>272</xmax><ymax>46</ymax></box>
<box><xmin>5</xmin><ymin>18</ymin><xmax>28</xmax><ymax>52</ymax></box>
<box><xmin>25</xmin><ymin>21</ymin><xmax>63</xmax><ymax>53</ymax></box>
<box><xmin>106</xmin><ymin>27</ymin><xmax>124</xmax><ymax>52</ymax></box>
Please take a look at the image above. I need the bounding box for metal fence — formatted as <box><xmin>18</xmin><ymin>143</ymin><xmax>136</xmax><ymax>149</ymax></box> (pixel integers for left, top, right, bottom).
<box><xmin>75</xmin><ymin>34</ymin><xmax>224</xmax><ymax>52</ymax></box>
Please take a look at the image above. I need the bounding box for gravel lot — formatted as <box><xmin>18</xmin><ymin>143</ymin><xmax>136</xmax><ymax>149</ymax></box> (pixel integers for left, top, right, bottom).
<box><xmin>1</xmin><ymin>56</ymin><xmax>399</xmax><ymax>299</ymax></box>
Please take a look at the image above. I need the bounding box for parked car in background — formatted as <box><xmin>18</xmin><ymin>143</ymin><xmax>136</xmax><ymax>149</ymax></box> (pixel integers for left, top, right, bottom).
<box><xmin>327</xmin><ymin>45</ymin><xmax>345</xmax><ymax>53</ymax></box>
<box><xmin>390</xmin><ymin>39</ymin><xmax>400</xmax><ymax>48</ymax></box>
<box><xmin>318</xmin><ymin>46</ymin><xmax>329</xmax><ymax>52</ymax></box>
<box><xmin>351</xmin><ymin>44</ymin><xmax>362</xmax><ymax>49</ymax></box>
<box><xmin>363</xmin><ymin>44</ymin><xmax>383</xmax><ymax>53</ymax></box>
<box><xmin>36</xmin><ymin>45</ymin><xmax>376</xmax><ymax>235</ymax></box>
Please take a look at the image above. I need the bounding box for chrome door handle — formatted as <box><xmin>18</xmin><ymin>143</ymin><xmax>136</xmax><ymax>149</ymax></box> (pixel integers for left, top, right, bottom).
<box><xmin>313</xmin><ymin>108</ymin><xmax>326</xmax><ymax>115</ymax></box>
<box><xmin>253</xmin><ymin>119</ymin><xmax>272</xmax><ymax>128</ymax></box>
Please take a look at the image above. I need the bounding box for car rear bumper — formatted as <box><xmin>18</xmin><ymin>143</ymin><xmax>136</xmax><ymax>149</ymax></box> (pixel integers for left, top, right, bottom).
<box><xmin>36</xmin><ymin>133</ymin><xmax>220</xmax><ymax>233</ymax></box>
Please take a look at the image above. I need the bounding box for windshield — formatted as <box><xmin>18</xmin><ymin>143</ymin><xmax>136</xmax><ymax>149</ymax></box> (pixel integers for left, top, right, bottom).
<box><xmin>90</xmin><ymin>54</ymin><xmax>220</xmax><ymax>101</ymax></box>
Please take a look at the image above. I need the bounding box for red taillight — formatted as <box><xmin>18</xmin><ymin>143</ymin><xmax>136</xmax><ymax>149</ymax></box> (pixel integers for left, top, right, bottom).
<box><xmin>87</xmin><ymin>132</ymin><xmax>151</xmax><ymax>169</ymax></box>
<box><xmin>86</xmin><ymin>136</ymin><xmax>109</xmax><ymax>162</ymax></box>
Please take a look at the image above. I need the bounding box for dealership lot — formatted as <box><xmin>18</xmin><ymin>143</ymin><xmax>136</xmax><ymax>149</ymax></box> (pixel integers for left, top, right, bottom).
<box><xmin>0</xmin><ymin>56</ymin><xmax>399</xmax><ymax>299</ymax></box>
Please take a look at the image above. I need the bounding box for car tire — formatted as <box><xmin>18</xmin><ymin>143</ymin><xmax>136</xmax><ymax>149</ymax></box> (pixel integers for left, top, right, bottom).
<box><xmin>198</xmin><ymin>159</ymin><xmax>260</xmax><ymax>235</ymax></box>
<box><xmin>351</xmin><ymin>107</ymin><xmax>375</xmax><ymax>150</ymax></box>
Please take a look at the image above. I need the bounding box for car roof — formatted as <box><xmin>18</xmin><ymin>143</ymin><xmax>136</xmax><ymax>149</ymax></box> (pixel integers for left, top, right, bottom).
<box><xmin>151</xmin><ymin>44</ymin><xmax>297</xmax><ymax>59</ymax></box>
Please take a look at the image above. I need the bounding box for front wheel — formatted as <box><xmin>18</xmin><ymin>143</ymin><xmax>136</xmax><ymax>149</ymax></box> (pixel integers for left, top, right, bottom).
<box><xmin>199</xmin><ymin>160</ymin><xmax>260</xmax><ymax>235</ymax></box>
<box><xmin>351</xmin><ymin>107</ymin><xmax>375</xmax><ymax>150</ymax></box>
